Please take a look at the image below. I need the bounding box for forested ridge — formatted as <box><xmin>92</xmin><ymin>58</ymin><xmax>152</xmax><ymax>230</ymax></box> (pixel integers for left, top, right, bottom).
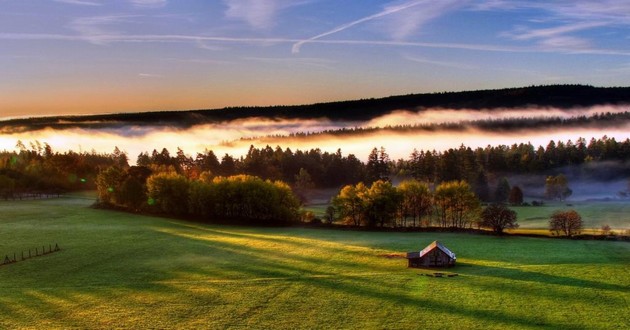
<box><xmin>246</xmin><ymin>111</ymin><xmax>630</xmax><ymax>141</ymax></box>
<box><xmin>2</xmin><ymin>85</ymin><xmax>629</xmax><ymax>132</ymax></box>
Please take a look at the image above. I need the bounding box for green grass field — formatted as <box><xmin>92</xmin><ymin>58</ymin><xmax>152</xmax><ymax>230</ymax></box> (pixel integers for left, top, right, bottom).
<box><xmin>0</xmin><ymin>196</ymin><xmax>629</xmax><ymax>329</ymax></box>
<box><xmin>513</xmin><ymin>201</ymin><xmax>630</xmax><ymax>231</ymax></box>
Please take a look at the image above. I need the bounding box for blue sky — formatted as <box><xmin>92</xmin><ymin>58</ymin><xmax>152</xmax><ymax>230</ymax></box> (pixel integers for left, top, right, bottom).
<box><xmin>1</xmin><ymin>0</ymin><xmax>629</xmax><ymax>118</ymax></box>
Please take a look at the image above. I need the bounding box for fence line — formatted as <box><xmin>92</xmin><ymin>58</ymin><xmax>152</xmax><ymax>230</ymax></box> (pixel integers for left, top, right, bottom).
<box><xmin>2</xmin><ymin>243</ymin><xmax>61</xmax><ymax>266</ymax></box>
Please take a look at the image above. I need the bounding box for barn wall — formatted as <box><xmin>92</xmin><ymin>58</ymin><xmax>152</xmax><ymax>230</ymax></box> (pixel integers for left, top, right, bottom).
<box><xmin>420</xmin><ymin>250</ymin><xmax>454</xmax><ymax>267</ymax></box>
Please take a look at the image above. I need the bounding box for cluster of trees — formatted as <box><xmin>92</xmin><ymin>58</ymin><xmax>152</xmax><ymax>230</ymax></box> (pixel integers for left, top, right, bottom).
<box><xmin>331</xmin><ymin>177</ymin><xmax>587</xmax><ymax>237</ymax></box>
<box><xmin>97</xmin><ymin>166</ymin><xmax>300</xmax><ymax>225</ymax></box>
<box><xmin>398</xmin><ymin>136</ymin><xmax>626</xmax><ymax>200</ymax></box>
<box><xmin>135</xmin><ymin>145</ymin><xmax>366</xmax><ymax>189</ymax></box>
<box><xmin>332</xmin><ymin>179</ymin><xmax>483</xmax><ymax>229</ymax></box>
<box><xmin>2</xmin><ymin>139</ymin><xmax>588</xmax><ymax>235</ymax></box>
<box><xmin>0</xmin><ymin>141</ymin><xmax>123</xmax><ymax>199</ymax></box>
<box><xmin>1</xmin><ymin>134</ymin><xmax>606</xmax><ymax>206</ymax></box>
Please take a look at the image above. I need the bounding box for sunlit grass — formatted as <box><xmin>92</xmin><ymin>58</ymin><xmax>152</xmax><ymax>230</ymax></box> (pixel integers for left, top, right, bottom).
<box><xmin>0</xmin><ymin>197</ymin><xmax>628</xmax><ymax>329</ymax></box>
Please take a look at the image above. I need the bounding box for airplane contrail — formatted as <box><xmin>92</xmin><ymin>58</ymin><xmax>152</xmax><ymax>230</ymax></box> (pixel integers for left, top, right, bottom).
<box><xmin>291</xmin><ymin>0</ymin><xmax>427</xmax><ymax>54</ymax></box>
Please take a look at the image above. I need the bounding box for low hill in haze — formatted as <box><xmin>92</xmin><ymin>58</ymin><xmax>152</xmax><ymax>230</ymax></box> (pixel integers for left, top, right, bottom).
<box><xmin>2</xmin><ymin>84</ymin><xmax>630</xmax><ymax>132</ymax></box>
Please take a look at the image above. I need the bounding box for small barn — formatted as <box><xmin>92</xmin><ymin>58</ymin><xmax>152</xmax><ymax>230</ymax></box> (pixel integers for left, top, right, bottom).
<box><xmin>406</xmin><ymin>241</ymin><xmax>456</xmax><ymax>268</ymax></box>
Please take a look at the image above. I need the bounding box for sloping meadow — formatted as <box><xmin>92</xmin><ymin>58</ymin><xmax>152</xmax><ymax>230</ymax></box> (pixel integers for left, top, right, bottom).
<box><xmin>0</xmin><ymin>196</ymin><xmax>628</xmax><ymax>329</ymax></box>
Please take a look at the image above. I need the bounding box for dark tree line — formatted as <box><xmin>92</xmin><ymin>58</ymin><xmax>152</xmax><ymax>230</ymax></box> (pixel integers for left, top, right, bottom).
<box><xmin>2</xmin><ymin>135</ymin><xmax>622</xmax><ymax>205</ymax></box>
<box><xmin>255</xmin><ymin>111</ymin><xmax>630</xmax><ymax>141</ymax></box>
<box><xmin>0</xmin><ymin>141</ymin><xmax>123</xmax><ymax>199</ymax></box>
<box><xmin>135</xmin><ymin>145</ymin><xmax>367</xmax><ymax>189</ymax></box>
<box><xmin>400</xmin><ymin>136</ymin><xmax>630</xmax><ymax>201</ymax></box>
<box><xmin>3</xmin><ymin>85</ymin><xmax>629</xmax><ymax>132</ymax></box>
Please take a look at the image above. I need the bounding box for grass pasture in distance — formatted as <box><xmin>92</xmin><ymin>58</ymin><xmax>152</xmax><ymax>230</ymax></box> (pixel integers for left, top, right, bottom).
<box><xmin>0</xmin><ymin>196</ymin><xmax>629</xmax><ymax>329</ymax></box>
<box><xmin>513</xmin><ymin>201</ymin><xmax>630</xmax><ymax>233</ymax></box>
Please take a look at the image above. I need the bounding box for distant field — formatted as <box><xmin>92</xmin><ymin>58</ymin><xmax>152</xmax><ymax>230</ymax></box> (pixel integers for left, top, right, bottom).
<box><xmin>513</xmin><ymin>201</ymin><xmax>630</xmax><ymax>231</ymax></box>
<box><xmin>0</xmin><ymin>197</ymin><xmax>628</xmax><ymax>329</ymax></box>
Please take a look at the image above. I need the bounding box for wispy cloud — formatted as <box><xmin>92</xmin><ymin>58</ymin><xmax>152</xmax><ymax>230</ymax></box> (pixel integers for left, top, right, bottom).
<box><xmin>2</xmin><ymin>31</ymin><xmax>629</xmax><ymax>57</ymax></box>
<box><xmin>195</xmin><ymin>40</ymin><xmax>229</xmax><ymax>51</ymax></box>
<box><xmin>479</xmin><ymin>0</ymin><xmax>630</xmax><ymax>52</ymax></box>
<box><xmin>507</xmin><ymin>22</ymin><xmax>606</xmax><ymax>41</ymax></box>
<box><xmin>381</xmin><ymin>0</ymin><xmax>464</xmax><ymax>40</ymax></box>
<box><xmin>138</xmin><ymin>73</ymin><xmax>162</xmax><ymax>78</ymax></box>
<box><xmin>163</xmin><ymin>57</ymin><xmax>233</xmax><ymax>66</ymax></box>
<box><xmin>292</xmin><ymin>0</ymin><xmax>462</xmax><ymax>53</ymax></box>
<box><xmin>223</xmin><ymin>0</ymin><xmax>310</xmax><ymax>30</ymax></box>
<box><xmin>68</xmin><ymin>15</ymin><xmax>138</xmax><ymax>45</ymax></box>
<box><xmin>242</xmin><ymin>56</ymin><xmax>336</xmax><ymax>69</ymax></box>
<box><xmin>403</xmin><ymin>54</ymin><xmax>477</xmax><ymax>70</ymax></box>
<box><xmin>130</xmin><ymin>0</ymin><xmax>167</xmax><ymax>9</ymax></box>
<box><xmin>502</xmin><ymin>21</ymin><xmax>607</xmax><ymax>51</ymax></box>
<box><xmin>54</xmin><ymin>0</ymin><xmax>102</xmax><ymax>6</ymax></box>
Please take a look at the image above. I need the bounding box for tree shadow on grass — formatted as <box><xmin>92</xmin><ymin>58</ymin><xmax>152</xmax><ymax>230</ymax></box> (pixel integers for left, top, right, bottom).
<box><xmin>1</xmin><ymin>219</ymin><xmax>625</xmax><ymax>329</ymax></box>
<box><xmin>148</xmin><ymin>227</ymin><xmax>580</xmax><ymax>328</ymax></box>
<box><xmin>456</xmin><ymin>262</ymin><xmax>630</xmax><ymax>293</ymax></box>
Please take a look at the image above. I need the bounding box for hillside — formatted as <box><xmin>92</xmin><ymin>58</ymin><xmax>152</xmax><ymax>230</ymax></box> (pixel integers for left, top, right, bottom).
<box><xmin>2</xmin><ymin>85</ymin><xmax>630</xmax><ymax>132</ymax></box>
<box><xmin>0</xmin><ymin>195</ymin><xmax>628</xmax><ymax>328</ymax></box>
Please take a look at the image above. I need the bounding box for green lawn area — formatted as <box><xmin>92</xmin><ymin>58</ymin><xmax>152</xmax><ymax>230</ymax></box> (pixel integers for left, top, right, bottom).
<box><xmin>0</xmin><ymin>197</ymin><xmax>629</xmax><ymax>329</ymax></box>
<box><xmin>513</xmin><ymin>201</ymin><xmax>630</xmax><ymax>231</ymax></box>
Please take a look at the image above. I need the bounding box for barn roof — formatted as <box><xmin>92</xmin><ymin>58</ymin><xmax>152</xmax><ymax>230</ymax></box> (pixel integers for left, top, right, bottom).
<box><xmin>419</xmin><ymin>241</ymin><xmax>456</xmax><ymax>260</ymax></box>
<box><xmin>406</xmin><ymin>251</ymin><xmax>420</xmax><ymax>259</ymax></box>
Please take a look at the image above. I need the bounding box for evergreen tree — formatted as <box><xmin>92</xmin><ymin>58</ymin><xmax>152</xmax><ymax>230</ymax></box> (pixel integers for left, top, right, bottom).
<box><xmin>494</xmin><ymin>177</ymin><xmax>511</xmax><ymax>203</ymax></box>
<box><xmin>508</xmin><ymin>186</ymin><xmax>524</xmax><ymax>206</ymax></box>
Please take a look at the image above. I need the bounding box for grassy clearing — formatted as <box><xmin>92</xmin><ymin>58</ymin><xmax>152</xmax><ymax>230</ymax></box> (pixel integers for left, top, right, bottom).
<box><xmin>0</xmin><ymin>197</ymin><xmax>629</xmax><ymax>329</ymax></box>
<box><xmin>514</xmin><ymin>201</ymin><xmax>630</xmax><ymax>231</ymax></box>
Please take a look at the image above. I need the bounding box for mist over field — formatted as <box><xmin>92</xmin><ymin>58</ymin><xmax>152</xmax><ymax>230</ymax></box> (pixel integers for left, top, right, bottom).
<box><xmin>2</xmin><ymin>105</ymin><xmax>630</xmax><ymax>165</ymax></box>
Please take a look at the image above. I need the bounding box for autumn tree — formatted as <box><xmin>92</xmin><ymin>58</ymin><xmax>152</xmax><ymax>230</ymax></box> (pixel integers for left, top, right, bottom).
<box><xmin>480</xmin><ymin>203</ymin><xmax>519</xmax><ymax>234</ymax></box>
<box><xmin>549</xmin><ymin>210</ymin><xmax>583</xmax><ymax>237</ymax></box>
<box><xmin>332</xmin><ymin>183</ymin><xmax>367</xmax><ymax>226</ymax></box>
<box><xmin>363</xmin><ymin>180</ymin><xmax>401</xmax><ymax>227</ymax></box>
<box><xmin>96</xmin><ymin>166</ymin><xmax>125</xmax><ymax>205</ymax></box>
<box><xmin>398</xmin><ymin>179</ymin><xmax>432</xmax><ymax>227</ymax></box>
<box><xmin>118</xmin><ymin>176</ymin><xmax>146</xmax><ymax>211</ymax></box>
<box><xmin>146</xmin><ymin>172</ymin><xmax>190</xmax><ymax>216</ymax></box>
<box><xmin>433</xmin><ymin>180</ymin><xmax>481</xmax><ymax>228</ymax></box>
<box><xmin>545</xmin><ymin>174</ymin><xmax>572</xmax><ymax>201</ymax></box>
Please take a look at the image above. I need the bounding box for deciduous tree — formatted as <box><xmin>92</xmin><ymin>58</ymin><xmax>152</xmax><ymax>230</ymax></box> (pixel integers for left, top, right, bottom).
<box><xmin>549</xmin><ymin>210</ymin><xmax>583</xmax><ymax>237</ymax></box>
<box><xmin>398</xmin><ymin>179</ymin><xmax>432</xmax><ymax>227</ymax></box>
<box><xmin>545</xmin><ymin>174</ymin><xmax>572</xmax><ymax>201</ymax></box>
<box><xmin>481</xmin><ymin>203</ymin><xmax>519</xmax><ymax>234</ymax></box>
<box><xmin>433</xmin><ymin>180</ymin><xmax>481</xmax><ymax>228</ymax></box>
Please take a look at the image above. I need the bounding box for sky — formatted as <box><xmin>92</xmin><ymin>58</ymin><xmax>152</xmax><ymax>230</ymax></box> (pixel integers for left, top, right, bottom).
<box><xmin>1</xmin><ymin>0</ymin><xmax>630</xmax><ymax>119</ymax></box>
